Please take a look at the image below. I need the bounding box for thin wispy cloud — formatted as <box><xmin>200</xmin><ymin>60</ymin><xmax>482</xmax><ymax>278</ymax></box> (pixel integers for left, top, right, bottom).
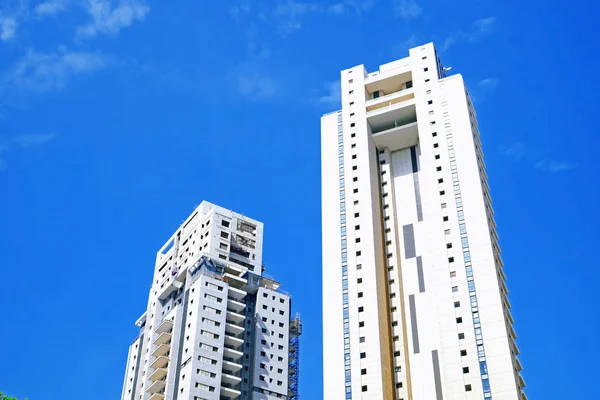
<box><xmin>443</xmin><ymin>16</ymin><xmax>497</xmax><ymax>51</ymax></box>
<box><xmin>229</xmin><ymin>4</ymin><xmax>250</xmax><ymax>20</ymax></box>
<box><xmin>13</xmin><ymin>133</ymin><xmax>57</xmax><ymax>148</ymax></box>
<box><xmin>313</xmin><ymin>80</ymin><xmax>341</xmax><ymax>107</ymax></box>
<box><xmin>328</xmin><ymin>0</ymin><xmax>375</xmax><ymax>14</ymax></box>
<box><xmin>473</xmin><ymin>17</ymin><xmax>497</xmax><ymax>34</ymax></box>
<box><xmin>76</xmin><ymin>0</ymin><xmax>150</xmax><ymax>39</ymax></box>
<box><xmin>0</xmin><ymin>47</ymin><xmax>107</xmax><ymax>96</ymax></box>
<box><xmin>272</xmin><ymin>1</ymin><xmax>320</xmax><ymax>35</ymax></box>
<box><xmin>499</xmin><ymin>142</ymin><xmax>578</xmax><ymax>173</ymax></box>
<box><xmin>535</xmin><ymin>160</ymin><xmax>578</xmax><ymax>173</ymax></box>
<box><xmin>0</xmin><ymin>16</ymin><xmax>17</xmax><ymax>41</ymax></box>
<box><xmin>394</xmin><ymin>34</ymin><xmax>421</xmax><ymax>56</ymax></box>
<box><xmin>237</xmin><ymin>74</ymin><xmax>277</xmax><ymax>98</ymax></box>
<box><xmin>498</xmin><ymin>142</ymin><xmax>525</xmax><ymax>161</ymax></box>
<box><xmin>394</xmin><ymin>0</ymin><xmax>422</xmax><ymax>19</ymax></box>
<box><xmin>34</xmin><ymin>0</ymin><xmax>68</xmax><ymax>19</ymax></box>
<box><xmin>0</xmin><ymin>133</ymin><xmax>57</xmax><ymax>171</ymax></box>
<box><xmin>478</xmin><ymin>78</ymin><xmax>499</xmax><ymax>90</ymax></box>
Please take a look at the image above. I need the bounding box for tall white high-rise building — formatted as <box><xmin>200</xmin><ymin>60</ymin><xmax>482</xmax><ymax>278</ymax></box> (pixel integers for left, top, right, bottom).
<box><xmin>121</xmin><ymin>201</ymin><xmax>302</xmax><ymax>400</ymax></box>
<box><xmin>321</xmin><ymin>43</ymin><xmax>524</xmax><ymax>400</ymax></box>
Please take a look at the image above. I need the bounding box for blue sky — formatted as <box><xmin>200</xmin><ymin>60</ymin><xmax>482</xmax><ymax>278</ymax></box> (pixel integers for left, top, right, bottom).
<box><xmin>1</xmin><ymin>0</ymin><xmax>599</xmax><ymax>399</ymax></box>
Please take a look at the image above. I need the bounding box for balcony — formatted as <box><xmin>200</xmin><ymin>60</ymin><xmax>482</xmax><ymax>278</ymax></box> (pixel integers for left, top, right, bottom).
<box><xmin>224</xmin><ymin>332</ymin><xmax>244</xmax><ymax>349</ymax></box>
<box><xmin>153</xmin><ymin>331</ymin><xmax>172</xmax><ymax>346</ymax></box>
<box><xmin>221</xmin><ymin>370</ymin><xmax>242</xmax><ymax>386</ymax></box>
<box><xmin>220</xmin><ymin>382</ymin><xmax>242</xmax><ymax>399</ymax></box>
<box><xmin>366</xmin><ymin>88</ymin><xmax>414</xmax><ymax>114</ymax></box>
<box><xmin>225</xmin><ymin>320</ymin><xmax>245</xmax><ymax>336</ymax></box>
<box><xmin>150</xmin><ymin>355</ymin><xmax>169</xmax><ymax>369</ymax></box>
<box><xmin>224</xmin><ymin>346</ymin><xmax>244</xmax><ymax>361</ymax></box>
<box><xmin>155</xmin><ymin>319</ymin><xmax>174</xmax><ymax>334</ymax></box>
<box><xmin>227</xmin><ymin>297</ymin><xmax>246</xmax><ymax>313</ymax></box>
<box><xmin>227</xmin><ymin>287</ymin><xmax>247</xmax><ymax>302</ymax></box>
<box><xmin>152</xmin><ymin>343</ymin><xmax>170</xmax><ymax>358</ymax></box>
<box><xmin>148</xmin><ymin>393</ymin><xmax>164</xmax><ymax>400</ymax></box>
<box><xmin>226</xmin><ymin>309</ymin><xmax>245</xmax><ymax>324</ymax></box>
<box><xmin>149</xmin><ymin>367</ymin><xmax>168</xmax><ymax>381</ymax></box>
<box><xmin>224</xmin><ymin>273</ymin><xmax>246</xmax><ymax>289</ymax></box>
<box><xmin>223</xmin><ymin>359</ymin><xmax>243</xmax><ymax>372</ymax></box>
<box><xmin>369</xmin><ymin>103</ymin><xmax>419</xmax><ymax>151</ymax></box>
<box><xmin>147</xmin><ymin>379</ymin><xmax>166</xmax><ymax>394</ymax></box>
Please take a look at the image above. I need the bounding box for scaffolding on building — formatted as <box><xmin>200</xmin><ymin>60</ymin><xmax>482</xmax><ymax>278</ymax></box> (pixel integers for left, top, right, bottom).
<box><xmin>288</xmin><ymin>313</ymin><xmax>302</xmax><ymax>399</ymax></box>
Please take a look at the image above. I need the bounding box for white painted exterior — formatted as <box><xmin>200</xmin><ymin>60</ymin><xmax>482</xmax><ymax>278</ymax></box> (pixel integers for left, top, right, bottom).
<box><xmin>121</xmin><ymin>201</ymin><xmax>296</xmax><ymax>400</ymax></box>
<box><xmin>322</xmin><ymin>43</ymin><xmax>525</xmax><ymax>400</ymax></box>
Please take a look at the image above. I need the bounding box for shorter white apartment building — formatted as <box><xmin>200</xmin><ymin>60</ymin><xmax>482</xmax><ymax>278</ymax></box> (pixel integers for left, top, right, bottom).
<box><xmin>121</xmin><ymin>201</ymin><xmax>301</xmax><ymax>400</ymax></box>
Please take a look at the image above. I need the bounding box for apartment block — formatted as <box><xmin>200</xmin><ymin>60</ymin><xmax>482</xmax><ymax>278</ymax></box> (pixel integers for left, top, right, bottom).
<box><xmin>121</xmin><ymin>201</ymin><xmax>301</xmax><ymax>400</ymax></box>
<box><xmin>321</xmin><ymin>43</ymin><xmax>524</xmax><ymax>400</ymax></box>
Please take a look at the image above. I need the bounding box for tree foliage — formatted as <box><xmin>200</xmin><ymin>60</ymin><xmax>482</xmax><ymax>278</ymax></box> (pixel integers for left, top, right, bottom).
<box><xmin>0</xmin><ymin>392</ymin><xmax>28</xmax><ymax>400</ymax></box>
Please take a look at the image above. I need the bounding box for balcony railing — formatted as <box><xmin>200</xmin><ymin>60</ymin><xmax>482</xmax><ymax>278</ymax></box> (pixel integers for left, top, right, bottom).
<box><xmin>372</xmin><ymin>117</ymin><xmax>417</xmax><ymax>134</ymax></box>
<box><xmin>366</xmin><ymin>83</ymin><xmax>412</xmax><ymax>104</ymax></box>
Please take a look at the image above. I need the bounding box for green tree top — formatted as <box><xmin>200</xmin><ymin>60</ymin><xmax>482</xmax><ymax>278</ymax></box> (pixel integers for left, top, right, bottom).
<box><xmin>0</xmin><ymin>392</ymin><xmax>29</xmax><ymax>400</ymax></box>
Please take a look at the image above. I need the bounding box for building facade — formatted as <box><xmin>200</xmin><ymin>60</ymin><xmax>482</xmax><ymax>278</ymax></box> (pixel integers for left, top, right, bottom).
<box><xmin>121</xmin><ymin>201</ymin><xmax>301</xmax><ymax>400</ymax></box>
<box><xmin>321</xmin><ymin>43</ymin><xmax>525</xmax><ymax>400</ymax></box>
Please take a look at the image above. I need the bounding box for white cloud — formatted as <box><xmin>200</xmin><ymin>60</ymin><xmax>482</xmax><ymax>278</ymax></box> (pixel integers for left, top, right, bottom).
<box><xmin>394</xmin><ymin>34</ymin><xmax>421</xmax><ymax>55</ymax></box>
<box><xmin>314</xmin><ymin>80</ymin><xmax>341</xmax><ymax>107</ymax></box>
<box><xmin>34</xmin><ymin>0</ymin><xmax>68</xmax><ymax>19</ymax></box>
<box><xmin>1</xmin><ymin>48</ymin><xmax>106</xmax><ymax>95</ymax></box>
<box><xmin>327</xmin><ymin>3</ymin><xmax>346</xmax><ymax>15</ymax></box>
<box><xmin>274</xmin><ymin>1</ymin><xmax>320</xmax><ymax>17</ymax></box>
<box><xmin>535</xmin><ymin>160</ymin><xmax>578</xmax><ymax>173</ymax></box>
<box><xmin>229</xmin><ymin>4</ymin><xmax>250</xmax><ymax>19</ymax></box>
<box><xmin>394</xmin><ymin>0</ymin><xmax>422</xmax><ymax>19</ymax></box>
<box><xmin>473</xmin><ymin>17</ymin><xmax>497</xmax><ymax>34</ymax></box>
<box><xmin>498</xmin><ymin>142</ymin><xmax>525</xmax><ymax>161</ymax></box>
<box><xmin>0</xmin><ymin>17</ymin><xmax>18</xmax><ymax>41</ymax></box>
<box><xmin>13</xmin><ymin>133</ymin><xmax>56</xmax><ymax>147</ymax></box>
<box><xmin>237</xmin><ymin>74</ymin><xmax>277</xmax><ymax>98</ymax></box>
<box><xmin>76</xmin><ymin>0</ymin><xmax>150</xmax><ymax>39</ymax></box>
<box><xmin>478</xmin><ymin>78</ymin><xmax>499</xmax><ymax>90</ymax></box>
<box><xmin>442</xmin><ymin>16</ymin><xmax>497</xmax><ymax>51</ymax></box>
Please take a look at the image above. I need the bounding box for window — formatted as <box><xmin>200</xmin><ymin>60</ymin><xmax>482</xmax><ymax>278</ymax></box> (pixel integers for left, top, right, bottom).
<box><xmin>437</xmin><ymin>166</ymin><xmax>442</xmax><ymax>171</ymax></box>
<box><xmin>443</xmin><ymin>216</ymin><xmax>449</xmax><ymax>221</ymax></box>
<box><xmin>450</xmin><ymin>271</ymin><xmax>457</xmax><ymax>278</ymax></box>
<box><xmin>435</xmin><ymin>155</ymin><xmax>440</xmax><ymax>159</ymax></box>
<box><xmin>432</xmin><ymin>131</ymin><xmax>437</xmax><ymax>137</ymax></box>
<box><xmin>449</xmin><ymin>257</ymin><xmax>455</xmax><ymax>263</ymax></box>
<box><xmin>353</xmin><ymin>188</ymin><xmax>358</xmax><ymax>193</ymax></box>
<box><xmin>349</xmin><ymin>90</ymin><xmax>354</xmax><ymax>94</ymax></box>
<box><xmin>454</xmin><ymin>301</ymin><xmax>461</xmax><ymax>308</ymax></box>
<box><xmin>358</xmin><ymin>292</ymin><xmax>363</xmax><ymax>298</ymax></box>
<box><xmin>220</xmin><ymin>231</ymin><xmax>229</xmax><ymax>239</ymax></box>
<box><xmin>360</xmin><ymin>352</ymin><xmax>366</xmax><ymax>359</ymax></box>
<box><xmin>440</xmin><ymin>190</ymin><xmax>445</xmax><ymax>195</ymax></box>
<box><xmin>463</xmin><ymin>366</ymin><xmax>469</xmax><ymax>373</ymax></box>
<box><xmin>465</xmin><ymin>384</ymin><xmax>472</xmax><ymax>391</ymax></box>
<box><xmin>361</xmin><ymin>368</ymin><xmax>367</xmax><ymax>375</ymax></box>
<box><xmin>425</xmin><ymin>78</ymin><xmax>430</xmax><ymax>82</ymax></box>
<box><xmin>355</xmin><ymin>225</ymin><xmax>360</xmax><ymax>230</ymax></box>
<box><xmin>434</xmin><ymin>143</ymin><xmax>439</xmax><ymax>148</ymax></box>
<box><xmin>351</xmin><ymin>122</ymin><xmax>355</xmax><ymax>127</ymax></box>
<box><xmin>360</xmin><ymin>336</ymin><xmax>365</xmax><ymax>343</ymax></box>
<box><xmin>458</xmin><ymin>333</ymin><xmax>465</xmax><ymax>339</ymax></box>
<box><xmin>396</xmin><ymin>382</ymin><xmax>403</xmax><ymax>388</ymax></box>
<box><xmin>447</xmin><ymin>243</ymin><xmax>452</xmax><ymax>248</ymax></box>
<box><xmin>452</xmin><ymin>286</ymin><xmax>458</xmax><ymax>292</ymax></box>
<box><xmin>424</xmin><ymin>67</ymin><xmax>429</xmax><ymax>71</ymax></box>
<box><xmin>359</xmin><ymin>321</ymin><xmax>364</xmax><ymax>327</ymax></box>
<box><xmin>460</xmin><ymin>349</ymin><xmax>467</xmax><ymax>356</ymax></box>
<box><xmin>445</xmin><ymin>229</ymin><xmax>450</xmax><ymax>235</ymax></box>
<box><xmin>352</xmin><ymin>154</ymin><xmax>357</xmax><ymax>159</ymax></box>
<box><xmin>221</xmin><ymin>220</ymin><xmax>230</xmax><ymax>228</ymax></box>
<box><xmin>362</xmin><ymin>385</ymin><xmax>368</xmax><ymax>392</ymax></box>
<box><xmin>357</xmin><ymin>278</ymin><xmax>363</xmax><ymax>284</ymax></box>
<box><xmin>394</xmin><ymin>351</ymin><xmax>401</xmax><ymax>357</ymax></box>
<box><xmin>428</xmin><ymin>100</ymin><xmax>433</xmax><ymax>105</ymax></box>
<box><xmin>456</xmin><ymin>317</ymin><xmax>463</xmax><ymax>323</ymax></box>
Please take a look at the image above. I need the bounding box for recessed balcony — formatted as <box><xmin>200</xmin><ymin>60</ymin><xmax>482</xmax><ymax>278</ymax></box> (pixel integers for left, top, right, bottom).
<box><xmin>224</xmin><ymin>332</ymin><xmax>244</xmax><ymax>349</ymax></box>
<box><xmin>152</xmin><ymin>343</ymin><xmax>170</xmax><ymax>358</ymax></box>
<box><xmin>221</xmin><ymin>370</ymin><xmax>242</xmax><ymax>386</ymax></box>
<box><xmin>150</xmin><ymin>355</ymin><xmax>169</xmax><ymax>369</ymax></box>
<box><xmin>149</xmin><ymin>367</ymin><xmax>168</xmax><ymax>381</ymax></box>
<box><xmin>155</xmin><ymin>319</ymin><xmax>174</xmax><ymax>334</ymax></box>
<box><xmin>226</xmin><ymin>309</ymin><xmax>245</xmax><ymax>324</ymax></box>
<box><xmin>227</xmin><ymin>287</ymin><xmax>247</xmax><ymax>302</ymax></box>
<box><xmin>147</xmin><ymin>379</ymin><xmax>166</xmax><ymax>394</ymax></box>
<box><xmin>153</xmin><ymin>331</ymin><xmax>172</xmax><ymax>345</ymax></box>
<box><xmin>223</xmin><ymin>359</ymin><xmax>243</xmax><ymax>372</ymax></box>
<box><xmin>225</xmin><ymin>320</ymin><xmax>245</xmax><ymax>336</ymax></box>
<box><xmin>224</xmin><ymin>345</ymin><xmax>244</xmax><ymax>361</ymax></box>
<box><xmin>227</xmin><ymin>297</ymin><xmax>246</xmax><ymax>313</ymax></box>
<box><xmin>220</xmin><ymin>383</ymin><xmax>242</xmax><ymax>399</ymax></box>
<box><xmin>224</xmin><ymin>273</ymin><xmax>246</xmax><ymax>289</ymax></box>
